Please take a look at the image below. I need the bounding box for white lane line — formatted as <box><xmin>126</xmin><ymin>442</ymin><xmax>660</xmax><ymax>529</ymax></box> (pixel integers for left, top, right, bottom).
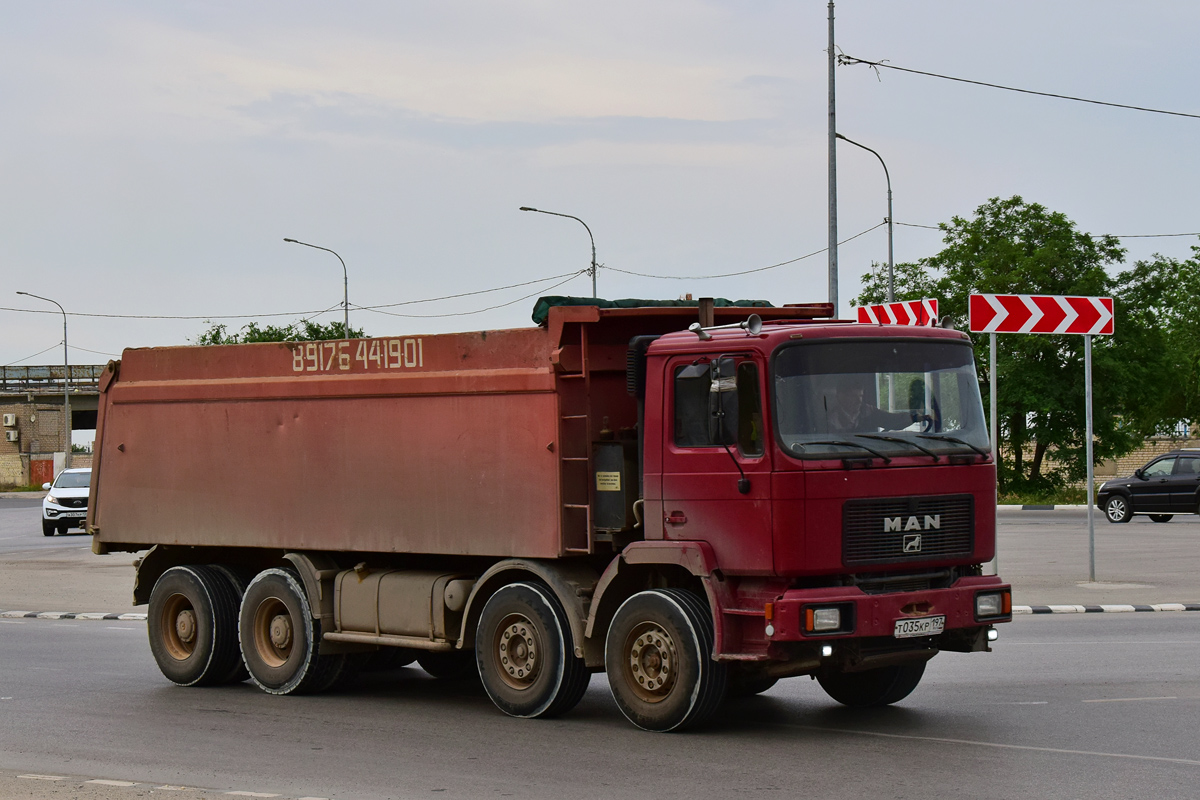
<box><xmin>226</xmin><ymin>793</ymin><xmax>281</xmax><ymax>798</ymax></box>
<box><xmin>19</xmin><ymin>774</ymin><xmax>67</xmax><ymax>781</ymax></box>
<box><xmin>87</xmin><ymin>779</ymin><xmax>139</xmax><ymax>787</ymax></box>
<box><xmin>782</xmin><ymin>724</ymin><xmax>1200</xmax><ymax>766</ymax></box>
<box><xmin>1083</xmin><ymin>696</ymin><xmax>1178</xmax><ymax>703</ymax></box>
<box><xmin>105</xmin><ymin>626</ymin><xmax>138</xmax><ymax>631</ymax></box>
<box><xmin>0</xmin><ymin>620</ymin><xmax>25</xmax><ymax>624</ymax></box>
<box><xmin>156</xmin><ymin>786</ymin><xmax>195</xmax><ymax>791</ymax></box>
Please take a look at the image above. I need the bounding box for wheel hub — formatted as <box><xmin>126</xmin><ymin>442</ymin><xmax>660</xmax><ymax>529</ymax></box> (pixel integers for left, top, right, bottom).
<box><xmin>175</xmin><ymin>609</ymin><xmax>196</xmax><ymax>644</ymax></box>
<box><xmin>627</xmin><ymin>624</ymin><xmax>676</xmax><ymax>700</ymax></box>
<box><xmin>269</xmin><ymin>614</ymin><xmax>293</xmax><ymax>650</ymax></box>
<box><xmin>496</xmin><ymin>616</ymin><xmax>540</xmax><ymax>688</ymax></box>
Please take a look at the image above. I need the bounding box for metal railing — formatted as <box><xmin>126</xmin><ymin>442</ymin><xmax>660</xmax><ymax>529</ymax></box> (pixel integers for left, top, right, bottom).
<box><xmin>0</xmin><ymin>365</ymin><xmax>106</xmax><ymax>394</ymax></box>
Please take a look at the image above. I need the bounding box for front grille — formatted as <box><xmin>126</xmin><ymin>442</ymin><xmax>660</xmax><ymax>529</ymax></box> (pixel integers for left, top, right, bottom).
<box><xmin>58</xmin><ymin>497</ymin><xmax>87</xmax><ymax>509</ymax></box>
<box><xmin>843</xmin><ymin>494</ymin><xmax>974</xmax><ymax>566</ymax></box>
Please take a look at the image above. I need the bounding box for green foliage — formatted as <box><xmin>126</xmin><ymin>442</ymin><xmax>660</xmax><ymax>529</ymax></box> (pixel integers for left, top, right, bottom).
<box><xmin>193</xmin><ymin>319</ymin><xmax>365</xmax><ymax>345</ymax></box>
<box><xmin>851</xmin><ymin>260</ymin><xmax>939</xmax><ymax>307</ymax></box>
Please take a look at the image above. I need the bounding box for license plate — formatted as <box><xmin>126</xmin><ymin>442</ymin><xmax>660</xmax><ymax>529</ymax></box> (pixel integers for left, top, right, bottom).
<box><xmin>893</xmin><ymin>615</ymin><xmax>945</xmax><ymax>639</ymax></box>
<box><xmin>56</xmin><ymin>511</ymin><xmax>86</xmax><ymax>518</ymax></box>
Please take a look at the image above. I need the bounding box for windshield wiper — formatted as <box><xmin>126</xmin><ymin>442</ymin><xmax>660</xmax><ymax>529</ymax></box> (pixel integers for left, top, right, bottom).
<box><xmin>855</xmin><ymin>433</ymin><xmax>940</xmax><ymax>462</ymax></box>
<box><xmin>793</xmin><ymin>440</ymin><xmax>893</xmax><ymax>463</ymax></box>
<box><xmin>916</xmin><ymin>433</ymin><xmax>991</xmax><ymax>459</ymax></box>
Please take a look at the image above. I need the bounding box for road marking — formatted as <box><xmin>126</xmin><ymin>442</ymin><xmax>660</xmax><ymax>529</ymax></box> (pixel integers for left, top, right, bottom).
<box><xmin>19</xmin><ymin>774</ymin><xmax>67</xmax><ymax>781</ymax></box>
<box><xmin>783</xmin><ymin>724</ymin><xmax>1200</xmax><ymax>766</ymax></box>
<box><xmin>226</xmin><ymin>793</ymin><xmax>281</xmax><ymax>798</ymax></box>
<box><xmin>156</xmin><ymin>786</ymin><xmax>195</xmax><ymax>791</ymax></box>
<box><xmin>105</xmin><ymin>626</ymin><xmax>138</xmax><ymax>630</ymax></box>
<box><xmin>87</xmin><ymin>779</ymin><xmax>138</xmax><ymax>786</ymax></box>
<box><xmin>0</xmin><ymin>620</ymin><xmax>25</xmax><ymax>624</ymax></box>
<box><xmin>1083</xmin><ymin>696</ymin><xmax>1178</xmax><ymax>703</ymax></box>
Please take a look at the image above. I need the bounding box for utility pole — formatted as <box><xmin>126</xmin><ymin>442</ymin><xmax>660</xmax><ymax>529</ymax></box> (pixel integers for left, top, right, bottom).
<box><xmin>827</xmin><ymin>1</ymin><xmax>839</xmax><ymax>316</ymax></box>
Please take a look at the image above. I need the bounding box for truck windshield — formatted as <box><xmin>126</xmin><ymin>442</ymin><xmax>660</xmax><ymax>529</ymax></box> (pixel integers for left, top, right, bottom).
<box><xmin>773</xmin><ymin>339</ymin><xmax>990</xmax><ymax>460</ymax></box>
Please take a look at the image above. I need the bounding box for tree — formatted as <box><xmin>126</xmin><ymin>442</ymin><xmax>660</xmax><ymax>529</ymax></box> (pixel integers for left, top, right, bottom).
<box><xmin>193</xmin><ymin>319</ymin><xmax>365</xmax><ymax>345</ymax></box>
<box><xmin>855</xmin><ymin>196</ymin><xmax>1132</xmax><ymax>492</ymax></box>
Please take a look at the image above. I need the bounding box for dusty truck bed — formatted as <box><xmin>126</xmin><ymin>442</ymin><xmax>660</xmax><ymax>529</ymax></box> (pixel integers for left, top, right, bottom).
<box><xmin>89</xmin><ymin>303</ymin><xmax>819</xmax><ymax>559</ymax></box>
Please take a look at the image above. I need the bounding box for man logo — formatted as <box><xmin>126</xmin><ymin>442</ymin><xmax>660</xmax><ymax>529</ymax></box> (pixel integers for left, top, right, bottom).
<box><xmin>884</xmin><ymin>514</ymin><xmax>941</xmax><ymax>532</ymax></box>
<box><xmin>903</xmin><ymin>534</ymin><xmax>923</xmax><ymax>553</ymax></box>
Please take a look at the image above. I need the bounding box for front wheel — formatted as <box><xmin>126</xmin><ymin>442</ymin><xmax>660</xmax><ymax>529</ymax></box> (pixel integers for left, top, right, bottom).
<box><xmin>605</xmin><ymin>589</ymin><xmax>727</xmax><ymax>732</ymax></box>
<box><xmin>1149</xmin><ymin>514</ymin><xmax>1173</xmax><ymax>523</ymax></box>
<box><xmin>476</xmin><ymin>582</ymin><xmax>589</xmax><ymax>719</ymax></box>
<box><xmin>817</xmin><ymin>662</ymin><xmax>926</xmax><ymax>708</ymax></box>
<box><xmin>41</xmin><ymin>519</ymin><xmax>56</xmax><ymax>536</ymax></box>
<box><xmin>239</xmin><ymin>568</ymin><xmax>343</xmax><ymax>695</ymax></box>
<box><xmin>1104</xmin><ymin>495</ymin><xmax>1132</xmax><ymax>523</ymax></box>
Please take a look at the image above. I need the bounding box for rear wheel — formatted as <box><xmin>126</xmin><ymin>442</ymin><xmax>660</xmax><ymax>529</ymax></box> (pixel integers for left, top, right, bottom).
<box><xmin>1149</xmin><ymin>514</ymin><xmax>1173</xmax><ymax>523</ymax></box>
<box><xmin>476</xmin><ymin>582</ymin><xmax>590</xmax><ymax>719</ymax></box>
<box><xmin>239</xmin><ymin>568</ymin><xmax>343</xmax><ymax>695</ymax></box>
<box><xmin>605</xmin><ymin>589</ymin><xmax>727</xmax><ymax>732</ymax></box>
<box><xmin>817</xmin><ymin>662</ymin><xmax>926</xmax><ymax>708</ymax></box>
<box><xmin>1104</xmin><ymin>495</ymin><xmax>1132</xmax><ymax>523</ymax></box>
<box><xmin>41</xmin><ymin>519</ymin><xmax>56</xmax><ymax>536</ymax></box>
<box><xmin>148</xmin><ymin>565</ymin><xmax>244</xmax><ymax>687</ymax></box>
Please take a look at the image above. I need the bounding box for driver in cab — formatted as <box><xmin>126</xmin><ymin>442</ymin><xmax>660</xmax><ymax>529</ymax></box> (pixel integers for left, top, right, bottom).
<box><xmin>828</xmin><ymin>381</ymin><xmax>919</xmax><ymax>433</ymax></box>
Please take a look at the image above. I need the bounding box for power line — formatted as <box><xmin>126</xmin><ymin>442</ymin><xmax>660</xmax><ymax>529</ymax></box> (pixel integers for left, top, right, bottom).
<box><xmin>69</xmin><ymin>344</ymin><xmax>121</xmax><ymax>357</ymax></box>
<box><xmin>357</xmin><ymin>271</ymin><xmax>587</xmax><ymax>319</ymax></box>
<box><xmin>896</xmin><ymin>221</ymin><xmax>1200</xmax><ymax>239</ymax></box>
<box><xmin>600</xmin><ymin>222</ymin><xmax>886</xmax><ymax>281</ymax></box>
<box><xmin>4</xmin><ymin>341</ymin><xmax>63</xmax><ymax>367</ymax></box>
<box><xmin>838</xmin><ymin>54</ymin><xmax>1200</xmax><ymax>121</ymax></box>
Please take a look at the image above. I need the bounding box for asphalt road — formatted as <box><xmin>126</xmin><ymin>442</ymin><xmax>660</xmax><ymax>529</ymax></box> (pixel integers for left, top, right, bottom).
<box><xmin>1</xmin><ymin>613</ymin><xmax>1198</xmax><ymax>799</ymax></box>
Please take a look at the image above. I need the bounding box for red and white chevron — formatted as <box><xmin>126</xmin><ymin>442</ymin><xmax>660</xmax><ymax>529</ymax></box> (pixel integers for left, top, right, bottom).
<box><xmin>855</xmin><ymin>299</ymin><xmax>938</xmax><ymax>326</ymax></box>
<box><xmin>968</xmin><ymin>294</ymin><xmax>1114</xmax><ymax>335</ymax></box>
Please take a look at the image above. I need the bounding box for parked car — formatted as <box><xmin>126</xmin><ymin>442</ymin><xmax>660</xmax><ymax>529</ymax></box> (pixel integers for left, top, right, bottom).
<box><xmin>41</xmin><ymin>467</ymin><xmax>92</xmax><ymax>536</ymax></box>
<box><xmin>1097</xmin><ymin>449</ymin><xmax>1200</xmax><ymax>523</ymax></box>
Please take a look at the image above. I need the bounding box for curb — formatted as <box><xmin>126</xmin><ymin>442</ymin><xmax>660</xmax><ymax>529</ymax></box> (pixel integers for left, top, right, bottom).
<box><xmin>0</xmin><ymin>610</ymin><xmax>146</xmax><ymax>621</ymax></box>
<box><xmin>1014</xmin><ymin>603</ymin><xmax>1200</xmax><ymax>615</ymax></box>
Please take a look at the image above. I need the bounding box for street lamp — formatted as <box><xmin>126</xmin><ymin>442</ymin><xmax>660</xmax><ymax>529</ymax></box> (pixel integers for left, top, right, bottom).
<box><xmin>519</xmin><ymin>207</ymin><xmax>598</xmax><ymax>298</ymax></box>
<box><xmin>835</xmin><ymin>133</ymin><xmax>894</xmax><ymax>303</ymax></box>
<box><xmin>283</xmin><ymin>238</ymin><xmax>350</xmax><ymax>336</ymax></box>
<box><xmin>16</xmin><ymin>291</ymin><xmax>70</xmax><ymax>469</ymax></box>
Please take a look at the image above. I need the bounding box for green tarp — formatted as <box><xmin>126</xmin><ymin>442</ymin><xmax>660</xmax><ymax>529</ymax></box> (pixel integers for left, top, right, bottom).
<box><xmin>531</xmin><ymin>296</ymin><xmax>774</xmax><ymax>326</ymax></box>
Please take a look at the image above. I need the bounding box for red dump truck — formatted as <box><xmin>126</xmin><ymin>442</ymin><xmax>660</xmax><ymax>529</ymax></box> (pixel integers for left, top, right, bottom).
<box><xmin>88</xmin><ymin>299</ymin><xmax>1010</xmax><ymax>731</ymax></box>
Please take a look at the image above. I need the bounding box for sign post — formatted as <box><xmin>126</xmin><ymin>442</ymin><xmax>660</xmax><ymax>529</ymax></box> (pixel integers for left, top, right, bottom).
<box><xmin>969</xmin><ymin>293</ymin><xmax>1114</xmax><ymax>582</ymax></box>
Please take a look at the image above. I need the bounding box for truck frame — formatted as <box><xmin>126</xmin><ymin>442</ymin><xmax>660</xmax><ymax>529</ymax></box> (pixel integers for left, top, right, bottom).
<box><xmin>89</xmin><ymin>300</ymin><xmax>1011</xmax><ymax>731</ymax></box>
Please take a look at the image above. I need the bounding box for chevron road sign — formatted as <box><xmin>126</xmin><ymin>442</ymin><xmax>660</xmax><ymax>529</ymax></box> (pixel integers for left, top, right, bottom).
<box><xmin>968</xmin><ymin>294</ymin><xmax>1114</xmax><ymax>335</ymax></box>
<box><xmin>856</xmin><ymin>299</ymin><xmax>938</xmax><ymax>326</ymax></box>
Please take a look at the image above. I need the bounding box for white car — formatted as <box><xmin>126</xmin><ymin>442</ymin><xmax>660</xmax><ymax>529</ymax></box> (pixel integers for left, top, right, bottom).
<box><xmin>41</xmin><ymin>467</ymin><xmax>92</xmax><ymax>536</ymax></box>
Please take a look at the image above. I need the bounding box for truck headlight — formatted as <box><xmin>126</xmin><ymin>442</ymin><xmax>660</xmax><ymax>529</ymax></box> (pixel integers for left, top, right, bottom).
<box><xmin>804</xmin><ymin>605</ymin><xmax>850</xmax><ymax>633</ymax></box>
<box><xmin>975</xmin><ymin>591</ymin><xmax>1011</xmax><ymax>619</ymax></box>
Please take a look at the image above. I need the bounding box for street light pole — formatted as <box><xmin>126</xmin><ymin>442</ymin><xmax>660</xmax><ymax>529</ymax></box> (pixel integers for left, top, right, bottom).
<box><xmin>283</xmin><ymin>238</ymin><xmax>350</xmax><ymax>336</ymax></box>
<box><xmin>519</xmin><ymin>207</ymin><xmax>598</xmax><ymax>298</ymax></box>
<box><xmin>16</xmin><ymin>291</ymin><xmax>70</xmax><ymax>470</ymax></box>
<box><xmin>836</xmin><ymin>133</ymin><xmax>894</xmax><ymax>303</ymax></box>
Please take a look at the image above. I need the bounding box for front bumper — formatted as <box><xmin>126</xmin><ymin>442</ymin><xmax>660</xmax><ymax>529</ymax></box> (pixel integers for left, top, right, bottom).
<box><xmin>770</xmin><ymin>575</ymin><xmax>1011</xmax><ymax>642</ymax></box>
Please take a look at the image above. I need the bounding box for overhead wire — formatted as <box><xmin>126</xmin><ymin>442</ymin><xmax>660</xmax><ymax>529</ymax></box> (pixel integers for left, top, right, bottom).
<box><xmin>357</xmin><ymin>271</ymin><xmax>587</xmax><ymax>319</ymax></box>
<box><xmin>838</xmin><ymin>54</ymin><xmax>1200</xmax><ymax>121</ymax></box>
<box><xmin>4</xmin><ymin>341</ymin><xmax>64</xmax><ymax>367</ymax></box>
<box><xmin>896</xmin><ymin>221</ymin><xmax>1200</xmax><ymax>239</ymax></box>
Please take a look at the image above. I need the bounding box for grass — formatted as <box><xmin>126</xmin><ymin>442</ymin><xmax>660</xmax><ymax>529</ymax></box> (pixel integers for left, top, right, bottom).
<box><xmin>998</xmin><ymin>486</ymin><xmax>1095</xmax><ymax>506</ymax></box>
<box><xmin>0</xmin><ymin>484</ymin><xmax>47</xmax><ymax>493</ymax></box>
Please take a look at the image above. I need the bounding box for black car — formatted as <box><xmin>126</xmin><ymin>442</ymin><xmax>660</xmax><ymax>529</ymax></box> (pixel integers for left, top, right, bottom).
<box><xmin>1097</xmin><ymin>449</ymin><xmax>1200</xmax><ymax>523</ymax></box>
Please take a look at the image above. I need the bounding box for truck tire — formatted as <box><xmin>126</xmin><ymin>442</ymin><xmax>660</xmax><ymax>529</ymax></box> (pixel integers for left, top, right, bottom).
<box><xmin>41</xmin><ymin>519</ymin><xmax>56</xmax><ymax>536</ymax></box>
<box><xmin>817</xmin><ymin>662</ymin><xmax>926</xmax><ymax>708</ymax></box>
<box><xmin>148</xmin><ymin>565</ymin><xmax>243</xmax><ymax>687</ymax></box>
<box><xmin>476</xmin><ymin>582</ymin><xmax>590</xmax><ymax>719</ymax></box>
<box><xmin>239</xmin><ymin>568</ymin><xmax>343</xmax><ymax>695</ymax></box>
<box><xmin>605</xmin><ymin>589</ymin><xmax>727</xmax><ymax>732</ymax></box>
<box><xmin>416</xmin><ymin>650</ymin><xmax>476</xmax><ymax>680</ymax></box>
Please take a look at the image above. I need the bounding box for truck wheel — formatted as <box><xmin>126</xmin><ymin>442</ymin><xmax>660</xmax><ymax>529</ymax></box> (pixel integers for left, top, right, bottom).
<box><xmin>1104</xmin><ymin>495</ymin><xmax>1132</xmax><ymax>523</ymax></box>
<box><xmin>416</xmin><ymin>650</ymin><xmax>476</xmax><ymax>680</ymax></box>
<box><xmin>41</xmin><ymin>519</ymin><xmax>56</xmax><ymax>536</ymax></box>
<box><xmin>148</xmin><ymin>565</ymin><xmax>243</xmax><ymax>687</ymax></box>
<box><xmin>239</xmin><ymin>568</ymin><xmax>340</xmax><ymax>695</ymax></box>
<box><xmin>817</xmin><ymin>662</ymin><xmax>926</xmax><ymax>708</ymax></box>
<box><xmin>605</xmin><ymin>589</ymin><xmax>727</xmax><ymax>732</ymax></box>
<box><xmin>210</xmin><ymin>566</ymin><xmax>250</xmax><ymax>684</ymax></box>
<box><xmin>1149</xmin><ymin>514</ymin><xmax>1173</xmax><ymax>523</ymax></box>
<box><xmin>476</xmin><ymin>582</ymin><xmax>590</xmax><ymax>719</ymax></box>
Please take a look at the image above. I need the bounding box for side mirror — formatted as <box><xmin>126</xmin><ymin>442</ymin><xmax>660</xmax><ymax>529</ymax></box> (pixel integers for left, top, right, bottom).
<box><xmin>1134</xmin><ymin>468</ymin><xmax>1145</xmax><ymax>480</ymax></box>
<box><xmin>42</xmin><ymin>482</ymin><xmax>51</xmax><ymax>490</ymax></box>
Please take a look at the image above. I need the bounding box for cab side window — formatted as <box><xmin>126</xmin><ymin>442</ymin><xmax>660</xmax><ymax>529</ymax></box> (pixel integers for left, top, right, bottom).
<box><xmin>737</xmin><ymin>362</ymin><xmax>763</xmax><ymax>456</ymax></box>
<box><xmin>1176</xmin><ymin>457</ymin><xmax>1200</xmax><ymax>475</ymax></box>
<box><xmin>673</xmin><ymin>360</ymin><xmax>763</xmax><ymax>455</ymax></box>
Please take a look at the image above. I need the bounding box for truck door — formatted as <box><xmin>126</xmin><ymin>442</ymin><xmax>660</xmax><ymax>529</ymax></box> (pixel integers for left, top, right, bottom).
<box><xmin>660</xmin><ymin>356</ymin><xmax>773</xmax><ymax>574</ymax></box>
<box><xmin>1130</xmin><ymin>456</ymin><xmax>1175</xmax><ymax>512</ymax></box>
<box><xmin>1169</xmin><ymin>455</ymin><xmax>1200</xmax><ymax>512</ymax></box>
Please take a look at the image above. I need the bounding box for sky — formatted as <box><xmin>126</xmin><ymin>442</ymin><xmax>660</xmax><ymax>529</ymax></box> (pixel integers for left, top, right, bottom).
<box><xmin>2</xmin><ymin>0</ymin><xmax>1197</xmax><ymax>375</ymax></box>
